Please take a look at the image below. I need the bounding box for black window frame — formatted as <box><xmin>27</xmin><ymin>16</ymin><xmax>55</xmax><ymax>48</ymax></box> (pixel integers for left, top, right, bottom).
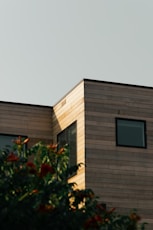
<box><xmin>116</xmin><ymin>118</ymin><xmax>147</xmax><ymax>148</ymax></box>
<box><xmin>57</xmin><ymin>121</ymin><xmax>77</xmax><ymax>168</ymax></box>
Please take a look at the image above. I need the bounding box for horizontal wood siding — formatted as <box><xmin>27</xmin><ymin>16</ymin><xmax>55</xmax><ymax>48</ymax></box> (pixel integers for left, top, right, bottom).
<box><xmin>84</xmin><ymin>80</ymin><xmax>153</xmax><ymax>229</ymax></box>
<box><xmin>0</xmin><ymin>102</ymin><xmax>53</xmax><ymax>146</ymax></box>
<box><xmin>52</xmin><ymin>81</ymin><xmax>85</xmax><ymax>189</ymax></box>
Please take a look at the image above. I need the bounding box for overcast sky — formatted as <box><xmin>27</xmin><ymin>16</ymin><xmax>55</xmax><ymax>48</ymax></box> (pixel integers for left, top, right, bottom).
<box><xmin>1</xmin><ymin>0</ymin><xmax>153</xmax><ymax>106</ymax></box>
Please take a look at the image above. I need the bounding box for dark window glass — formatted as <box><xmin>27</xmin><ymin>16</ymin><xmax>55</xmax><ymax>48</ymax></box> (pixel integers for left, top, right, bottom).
<box><xmin>57</xmin><ymin>122</ymin><xmax>77</xmax><ymax>166</ymax></box>
<box><xmin>116</xmin><ymin>118</ymin><xmax>146</xmax><ymax>148</ymax></box>
<box><xmin>0</xmin><ymin>134</ymin><xmax>27</xmax><ymax>151</ymax></box>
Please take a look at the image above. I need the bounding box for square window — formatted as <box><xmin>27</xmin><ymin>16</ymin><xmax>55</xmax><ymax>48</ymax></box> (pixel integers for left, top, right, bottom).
<box><xmin>57</xmin><ymin>121</ymin><xmax>77</xmax><ymax>167</ymax></box>
<box><xmin>116</xmin><ymin>118</ymin><xmax>146</xmax><ymax>148</ymax></box>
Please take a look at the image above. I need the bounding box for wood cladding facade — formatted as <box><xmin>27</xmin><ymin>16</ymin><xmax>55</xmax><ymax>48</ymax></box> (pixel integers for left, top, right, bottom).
<box><xmin>0</xmin><ymin>102</ymin><xmax>53</xmax><ymax>146</ymax></box>
<box><xmin>84</xmin><ymin>80</ymin><xmax>153</xmax><ymax>229</ymax></box>
<box><xmin>52</xmin><ymin>82</ymin><xmax>85</xmax><ymax>189</ymax></box>
<box><xmin>52</xmin><ymin>79</ymin><xmax>153</xmax><ymax>228</ymax></box>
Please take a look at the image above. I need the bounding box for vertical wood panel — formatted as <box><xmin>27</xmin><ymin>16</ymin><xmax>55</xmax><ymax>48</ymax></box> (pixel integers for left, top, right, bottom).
<box><xmin>52</xmin><ymin>81</ymin><xmax>85</xmax><ymax>189</ymax></box>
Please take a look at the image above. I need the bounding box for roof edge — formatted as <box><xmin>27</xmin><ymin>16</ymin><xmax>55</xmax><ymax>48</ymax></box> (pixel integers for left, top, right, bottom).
<box><xmin>0</xmin><ymin>100</ymin><xmax>52</xmax><ymax>108</ymax></box>
<box><xmin>83</xmin><ymin>78</ymin><xmax>153</xmax><ymax>90</ymax></box>
<box><xmin>53</xmin><ymin>79</ymin><xmax>84</xmax><ymax>106</ymax></box>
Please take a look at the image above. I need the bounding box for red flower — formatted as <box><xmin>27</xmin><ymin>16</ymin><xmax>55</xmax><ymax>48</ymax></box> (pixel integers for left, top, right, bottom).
<box><xmin>38</xmin><ymin>204</ymin><xmax>54</xmax><ymax>213</ymax></box>
<box><xmin>26</xmin><ymin>161</ymin><xmax>37</xmax><ymax>174</ymax></box>
<box><xmin>130</xmin><ymin>213</ymin><xmax>141</xmax><ymax>221</ymax></box>
<box><xmin>47</xmin><ymin>144</ymin><xmax>57</xmax><ymax>150</ymax></box>
<box><xmin>26</xmin><ymin>162</ymin><xmax>35</xmax><ymax>168</ymax></box>
<box><xmin>23</xmin><ymin>138</ymin><xmax>30</xmax><ymax>144</ymax></box>
<box><xmin>84</xmin><ymin>215</ymin><xmax>103</xmax><ymax>229</ymax></box>
<box><xmin>57</xmin><ymin>147</ymin><xmax>65</xmax><ymax>155</ymax></box>
<box><xmin>107</xmin><ymin>207</ymin><xmax>116</xmax><ymax>214</ymax></box>
<box><xmin>30</xmin><ymin>189</ymin><xmax>39</xmax><ymax>195</ymax></box>
<box><xmin>13</xmin><ymin>136</ymin><xmax>30</xmax><ymax>145</ymax></box>
<box><xmin>13</xmin><ymin>136</ymin><xmax>22</xmax><ymax>145</ymax></box>
<box><xmin>40</xmin><ymin>163</ymin><xmax>54</xmax><ymax>177</ymax></box>
<box><xmin>7</xmin><ymin>153</ymin><xmax>19</xmax><ymax>162</ymax></box>
<box><xmin>94</xmin><ymin>215</ymin><xmax>103</xmax><ymax>223</ymax></box>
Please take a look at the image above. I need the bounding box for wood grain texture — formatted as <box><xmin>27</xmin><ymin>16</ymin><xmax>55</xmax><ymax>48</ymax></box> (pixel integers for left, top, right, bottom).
<box><xmin>84</xmin><ymin>80</ymin><xmax>153</xmax><ymax>229</ymax></box>
<box><xmin>0</xmin><ymin>102</ymin><xmax>53</xmax><ymax>144</ymax></box>
<box><xmin>52</xmin><ymin>81</ymin><xmax>85</xmax><ymax>189</ymax></box>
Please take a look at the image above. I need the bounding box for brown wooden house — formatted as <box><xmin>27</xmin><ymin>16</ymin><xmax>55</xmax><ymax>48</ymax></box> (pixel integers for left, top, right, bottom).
<box><xmin>1</xmin><ymin>79</ymin><xmax>153</xmax><ymax>229</ymax></box>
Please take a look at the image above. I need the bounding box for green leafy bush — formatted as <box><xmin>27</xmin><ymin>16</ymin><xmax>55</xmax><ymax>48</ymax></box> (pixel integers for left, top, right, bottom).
<box><xmin>0</xmin><ymin>137</ymin><xmax>146</xmax><ymax>229</ymax></box>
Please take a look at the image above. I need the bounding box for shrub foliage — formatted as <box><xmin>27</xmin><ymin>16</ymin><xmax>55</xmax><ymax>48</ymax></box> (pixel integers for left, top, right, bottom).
<box><xmin>0</xmin><ymin>137</ymin><xmax>146</xmax><ymax>229</ymax></box>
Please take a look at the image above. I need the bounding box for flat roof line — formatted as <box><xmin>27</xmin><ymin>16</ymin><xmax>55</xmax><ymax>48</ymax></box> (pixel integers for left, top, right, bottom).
<box><xmin>83</xmin><ymin>78</ymin><xmax>153</xmax><ymax>90</ymax></box>
<box><xmin>0</xmin><ymin>100</ymin><xmax>52</xmax><ymax>108</ymax></box>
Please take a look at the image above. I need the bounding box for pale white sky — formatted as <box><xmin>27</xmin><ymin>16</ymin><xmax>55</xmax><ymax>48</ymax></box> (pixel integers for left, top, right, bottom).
<box><xmin>1</xmin><ymin>0</ymin><xmax>153</xmax><ymax>106</ymax></box>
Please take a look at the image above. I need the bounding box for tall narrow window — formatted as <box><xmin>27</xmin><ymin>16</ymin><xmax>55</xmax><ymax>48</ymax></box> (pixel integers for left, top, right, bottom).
<box><xmin>116</xmin><ymin>118</ymin><xmax>146</xmax><ymax>148</ymax></box>
<box><xmin>57</xmin><ymin>122</ymin><xmax>77</xmax><ymax>167</ymax></box>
